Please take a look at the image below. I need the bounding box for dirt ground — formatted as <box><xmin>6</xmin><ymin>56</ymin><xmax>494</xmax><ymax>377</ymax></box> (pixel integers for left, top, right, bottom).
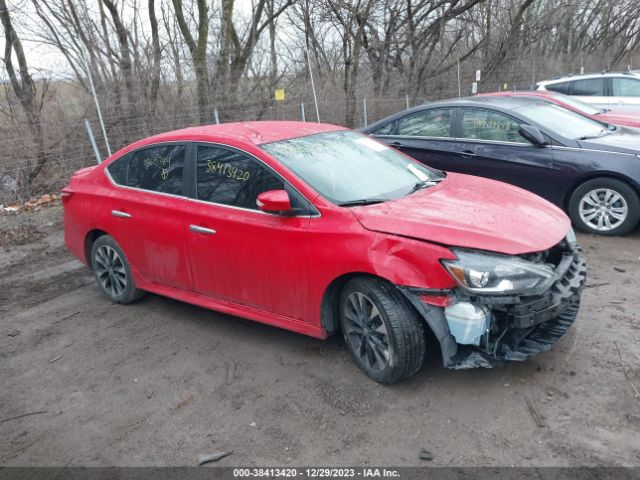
<box><xmin>1</xmin><ymin>204</ymin><xmax>639</xmax><ymax>467</ymax></box>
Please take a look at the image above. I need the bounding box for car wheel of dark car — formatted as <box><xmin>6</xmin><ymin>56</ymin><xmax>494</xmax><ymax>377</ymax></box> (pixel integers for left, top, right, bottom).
<box><xmin>91</xmin><ymin>235</ymin><xmax>145</xmax><ymax>304</ymax></box>
<box><xmin>569</xmin><ymin>178</ymin><xmax>640</xmax><ymax>236</ymax></box>
<box><xmin>339</xmin><ymin>277</ymin><xmax>426</xmax><ymax>384</ymax></box>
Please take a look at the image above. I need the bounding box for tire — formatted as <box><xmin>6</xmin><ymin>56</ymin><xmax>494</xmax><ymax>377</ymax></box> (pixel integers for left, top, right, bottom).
<box><xmin>569</xmin><ymin>178</ymin><xmax>640</xmax><ymax>236</ymax></box>
<box><xmin>90</xmin><ymin>235</ymin><xmax>145</xmax><ymax>304</ymax></box>
<box><xmin>339</xmin><ymin>277</ymin><xmax>426</xmax><ymax>384</ymax></box>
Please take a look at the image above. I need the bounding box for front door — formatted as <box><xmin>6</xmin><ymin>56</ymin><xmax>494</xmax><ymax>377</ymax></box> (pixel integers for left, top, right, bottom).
<box><xmin>186</xmin><ymin>144</ymin><xmax>312</xmax><ymax>321</ymax></box>
<box><xmin>452</xmin><ymin>107</ymin><xmax>560</xmax><ymax>200</ymax></box>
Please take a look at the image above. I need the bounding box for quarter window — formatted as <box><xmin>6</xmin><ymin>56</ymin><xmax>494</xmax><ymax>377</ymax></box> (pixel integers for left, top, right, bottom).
<box><xmin>544</xmin><ymin>81</ymin><xmax>571</xmax><ymax>94</ymax></box>
<box><xmin>196</xmin><ymin>146</ymin><xmax>284</xmax><ymax>210</ymax></box>
<box><xmin>612</xmin><ymin>77</ymin><xmax>640</xmax><ymax>96</ymax></box>
<box><xmin>127</xmin><ymin>145</ymin><xmax>186</xmax><ymax>195</ymax></box>
<box><xmin>107</xmin><ymin>155</ymin><xmax>128</xmax><ymax>185</ymax></box>
<box><xmin>569</xmin><ymin>78</ymin><xmax>605</xmax><ymax>96</ymax></box>
<box><xmin>460</xmin><ymin>108</ymin><xmax>528</xmax><ymax>143</ymax></box>
<box><xmin>395</xmin><ymin>109</ymin><xmax>452</xmax><ymax>137</ymax></box>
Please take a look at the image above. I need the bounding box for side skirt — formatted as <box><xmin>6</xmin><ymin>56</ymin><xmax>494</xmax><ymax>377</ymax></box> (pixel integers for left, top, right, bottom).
<box><xmin>134</xmin><ymin>275</ymin><xmax>328</xmax><ymax>340</ymax></box>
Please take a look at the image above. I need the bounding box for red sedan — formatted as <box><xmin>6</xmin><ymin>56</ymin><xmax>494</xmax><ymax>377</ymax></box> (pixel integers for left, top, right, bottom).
<box><xmin>63</xmin><ymin>122</ymin><xmax>586</xmax><ymax>383</ymax></box>
<box><xmin>479</xmin><ymin>91</ymin><xmax>640</xmax><ymax>128</ymax></box>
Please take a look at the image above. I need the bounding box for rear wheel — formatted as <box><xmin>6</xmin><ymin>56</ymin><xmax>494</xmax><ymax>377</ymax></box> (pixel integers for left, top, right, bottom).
<box><xmin>569</xmin><ymin>178</ymin><xmax>640</xmax><ymax>236</ymax></box>
<box><xmin>339</xmin><ymin>277</ymin><xmax>426</xmax><ymax>384</ymax></box>
<box><xmin>91</xmin><ymin>235</ymin><xmax>144</xmax><ymax>304</ymax></box>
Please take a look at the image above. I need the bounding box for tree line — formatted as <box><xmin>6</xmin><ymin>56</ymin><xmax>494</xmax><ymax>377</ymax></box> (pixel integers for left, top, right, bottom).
<box><xmin>1</xmin><ymin>0</ymin><xmax>640</xmax><ymax>199</ymax></box>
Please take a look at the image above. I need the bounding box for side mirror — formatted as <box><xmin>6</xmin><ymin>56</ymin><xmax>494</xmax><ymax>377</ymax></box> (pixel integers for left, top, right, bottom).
<box><xmin>519</xmin><ymin>124</ymin><xmax>548</xmax><ymax>146</ymax></box>
<box><xmin>256</xmin><ymin>190</ymin><xmax>292</xmax><ymax>214</ymax></box>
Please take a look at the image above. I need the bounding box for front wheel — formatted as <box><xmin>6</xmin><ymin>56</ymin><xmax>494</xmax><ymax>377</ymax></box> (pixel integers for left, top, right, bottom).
<box><xmin>91</xmin><ymin>235</ymin><xmax>145</xmax><ymax>304</ymax></box>
<box><xmin>339</xmin><ymin>277</ymin><xmax>426</xmax><ymax>384</ymax></box>
<box><xmin>569</xmin><ymin>178</ymin><xmax>640</xmax><ymax>236</ymax></box>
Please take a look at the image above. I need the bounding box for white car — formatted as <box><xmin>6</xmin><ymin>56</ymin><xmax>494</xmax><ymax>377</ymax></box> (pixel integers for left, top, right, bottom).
<box><xmin>537</xmin><ymin>72</ymin><xmax>640</xmax><ymax>112</ymax></box>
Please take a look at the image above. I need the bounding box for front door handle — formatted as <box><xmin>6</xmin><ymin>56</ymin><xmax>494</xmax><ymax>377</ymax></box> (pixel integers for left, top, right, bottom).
<box><xmin>388</xmin><ymin>141</ymin><xmax>404</xmax><ymax>147</ymax></box>
<box><xmin>190</xmin><ymin>225</ymin><xmax>216</xmax><ymax>235</ymax></box>
<box><xmin>460</xmin><ymin>150</ymin><xmax>477</xmax><ymax>158</ymax></box>
<box><xmin>111</xmin><ymin>210</ymin><xmax>131</xmax><ymax>218</ymax></box>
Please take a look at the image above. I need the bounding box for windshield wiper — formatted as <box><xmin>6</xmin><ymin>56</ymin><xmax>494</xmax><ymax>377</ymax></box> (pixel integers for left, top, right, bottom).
<box><xmin>338</xmin><ymin>198</ymin><xmax>387</xmax><ymax>207</ymax></box>
<box><xmin>578</xmin><ymin>129</ymin><xmax>612</xmax><ymax>140</ymax></box>
<box><xmin>407</xmin><ymin>177</ymin><xmax>444</xmax><ymax>195</ymax></box>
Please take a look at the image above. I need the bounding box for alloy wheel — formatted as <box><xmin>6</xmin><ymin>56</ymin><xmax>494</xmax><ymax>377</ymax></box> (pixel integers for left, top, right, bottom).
<box><xmin>578</xmin><ymin>188</ymin><xmax>628</xmax><ymax>232</ymax></box>
<box><xmin>94</xmin><ymin>245</ymin><xmax>127</xmax><ymax>297</ymax></box>
<box><xmin>343</xmin><ymin>292</ymin><xmax>391</xmax><ymax>372</ymax></box>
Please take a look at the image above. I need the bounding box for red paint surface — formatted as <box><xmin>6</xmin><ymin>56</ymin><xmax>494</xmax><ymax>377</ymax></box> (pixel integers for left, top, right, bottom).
<box><xmin>480</xmin><ymin>91</ymin><xmax>640</xmax><ymax>128</ymax></box>
<box><xmin>63</xmin><ymin>121</ymin><xmax>571</xmax><ymax>339</ymax></box>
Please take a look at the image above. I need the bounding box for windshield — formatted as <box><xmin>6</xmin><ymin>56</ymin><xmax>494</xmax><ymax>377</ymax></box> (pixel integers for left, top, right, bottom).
<box><xmin>261</xmin><ymin>131</ymin><xmax>442</xmax><ymax>205</ymax></box>
<box><xmin>512</xmin><ymin>103</ymin><xmax>610</xmax><ymax>140</ymax></box>
<box><xmin>547</xmin><ymin>92</ymin><xmax>605</xmax><ymax>115</ymax></box>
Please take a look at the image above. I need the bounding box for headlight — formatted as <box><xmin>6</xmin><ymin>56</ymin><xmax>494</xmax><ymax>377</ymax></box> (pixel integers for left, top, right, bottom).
<box><xmin>442</xmin><ymin>249</ymin><xmax>557</xmax><ymax>296</ymax></box>
<box><xmin>566</xmin><ymin>227</ymin><xmax>577</xmax><ymax>245</ymax></box>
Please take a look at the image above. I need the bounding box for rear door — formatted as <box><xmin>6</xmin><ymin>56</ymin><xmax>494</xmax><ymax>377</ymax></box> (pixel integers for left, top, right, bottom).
<box><xmin>185</xmin><ymin>143</ymin><xmax>312</xmax><ymax>321</ymax></box>
<box><xmin>451</xmin><ymin>107</ymin><xmax>560</xmax><ymax>199</ymax></box>
<box><xmin>568</xmin><ymin>77</ymin><xmax>609</xmax><ymax>108</ymax></box>
<box><xmin>370</xmin><ymin>108</ymin><xmax>460</xmax><ymax>170</ymax></box>
<box><xmin>104</xmin><ymin>143</ymin><xmax>193</xmax><ymax>291</ymax></box>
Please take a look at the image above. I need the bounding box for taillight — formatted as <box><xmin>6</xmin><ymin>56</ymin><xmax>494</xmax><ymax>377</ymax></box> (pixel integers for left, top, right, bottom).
<box><xmin>61</xmin><ymin>188</ymin><xmax>74</xmax><ymax>206</ymax></box>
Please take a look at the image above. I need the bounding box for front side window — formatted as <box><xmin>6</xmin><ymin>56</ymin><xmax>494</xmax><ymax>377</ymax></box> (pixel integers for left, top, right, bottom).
<box><xmin>196</xmin><ymin>146</ymin><xmax>284</xmax><ymax>210</ymax></box>
<box><xmin>612</xmin><ymin>77</ymin><xmax>640</xmax><ymax>96</ymax></box>
<box><xmin>395</xmin><ymin>109</ymin><xmax>452</xmax><ymax>137</ymax></box>
<box><xmin>460</xmin><ymin>108</ymin><xmax>528</xmax><ymax>143</ymax></box>
<box><xmin>261</xmin><ymin>131</ymin><xmax>442</xmax><ymax>205</ymax></box>
<box><xmin>570</xmin><ymin>78</ymin><xmax>605</xmax><ymax>96</ymax></box>
<box><xmin>127</xmin><ymin>145</ymin><xmax>186</xmax><ymax>195</ymax></box>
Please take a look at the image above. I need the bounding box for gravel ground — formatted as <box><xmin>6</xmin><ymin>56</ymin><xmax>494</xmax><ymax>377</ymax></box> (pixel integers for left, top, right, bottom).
<box><xmin>1</xmin><ymin>204</ymin><xmax>639</xmax><ymax>467</ymax></box>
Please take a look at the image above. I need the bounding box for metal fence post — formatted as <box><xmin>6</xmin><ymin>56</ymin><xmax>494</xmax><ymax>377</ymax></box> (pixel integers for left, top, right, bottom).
<box><xmin>301</xmin><ymin>102</ymin><xmax>306</xmax><ymax>122</ymax></box>
<box><xmin>214</xmin><ymin>108</ymin><xmax>220</xmax><ymax>125</ymax></box>
<box><xmin>405</xmin><ymin>94</ymin><xmax>410</xmax><ymax>110</ymax></box>
<box><xmin>84</xmin><ymin>119</ymin><xmax>102</xmax><ymax>164</ymax></box>
<box><xmin>363</xmin><ymin>98</ymin><xmax>368</xmax><ymax>127</ymax></box>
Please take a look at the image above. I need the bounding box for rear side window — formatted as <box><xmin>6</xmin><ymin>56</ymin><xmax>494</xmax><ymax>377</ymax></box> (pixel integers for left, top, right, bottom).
<box><xmin>196</xmin><ymin>146</ymin><xmax>284</xmax><ymax>210</ymax></box>
<box><xmin>612</xmin><ymin>77</ymin><xmax>640</xmax><ymax>96</ymax></box>
<box><xmin>396</xmin><ymin>109</ymin><xmax>452</xmax><ymax>137</ymax></box>
<box><xmin>127</xmin><ymin>145</ymin><xmax>187</xmax><ymax>195</ymax></box>
<box><xmin>544</xmin><ymin>81</ymin><xmax>571</xmax><ymax>94</ymax></box>
<box><xmin>569</xmin><ymin>78</ymin><xmax>605</xmax><ymax>96</ymax></box>
<box><xmin>460</xmin><ymin>108</ymin><xmax>528</xmax><ymax>143</ymax></box>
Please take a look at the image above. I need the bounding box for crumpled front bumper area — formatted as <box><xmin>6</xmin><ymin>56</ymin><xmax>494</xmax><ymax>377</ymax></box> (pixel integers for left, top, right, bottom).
<box><xmin>400</xmin><ymin>241</ymin><xmax>587</xmax><ymax>370</ymax></box>
<box><xmin>448</xmin><ymin>246</ymin><xmax>587</xmax><ymax>369</ymax></box>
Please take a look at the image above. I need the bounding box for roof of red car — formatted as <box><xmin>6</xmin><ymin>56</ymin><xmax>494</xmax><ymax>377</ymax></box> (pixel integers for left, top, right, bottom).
<box><xmin>132</xmin><ymin>121</ymin><xmax>346</xmax><ymax>149</ymax></box>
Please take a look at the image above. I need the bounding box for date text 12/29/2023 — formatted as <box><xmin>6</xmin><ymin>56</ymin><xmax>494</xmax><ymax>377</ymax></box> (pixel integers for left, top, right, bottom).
<box><xmin>233</xmin><ymin>468</ymin><xmax>401</xmax><ymax>478</ymax></box>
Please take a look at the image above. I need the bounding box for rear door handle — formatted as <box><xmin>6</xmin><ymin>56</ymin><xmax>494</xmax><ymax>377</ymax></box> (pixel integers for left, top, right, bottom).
<box><xmin>111</xmin><ymin>210</ymin><xmax>131</xmax><ymax>218</ymax></box>
<box><xmin>388</xmin><ymin>141</ymin><xmax>404</xmax><ymax>147</ymax></box>
<box><xmin>460</xmin><ymin>150</ymin><xmax>477</xmax><ymax>157</ymax></box>
<box><xmin>190</xmin><ymin>225</ymin><xmax>216</xmax><ymax>235</ymax></box>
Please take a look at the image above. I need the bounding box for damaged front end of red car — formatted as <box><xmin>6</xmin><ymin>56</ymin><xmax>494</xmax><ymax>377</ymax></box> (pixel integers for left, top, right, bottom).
<box><xmin>398</xmin><ymin>233</ymin><xmax>587</xmax><ymax>369</ymax></box>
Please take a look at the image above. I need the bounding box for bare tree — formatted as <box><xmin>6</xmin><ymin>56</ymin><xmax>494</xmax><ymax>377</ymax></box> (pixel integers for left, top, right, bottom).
<box><xmin>0</xmin><ymin>0</ymin><xmax>48</xmax><ymax>184</ymax></box>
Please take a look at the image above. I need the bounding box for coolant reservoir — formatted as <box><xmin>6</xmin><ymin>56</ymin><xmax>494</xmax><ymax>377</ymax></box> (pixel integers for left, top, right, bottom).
<box><xmin>444</xmin><ymin>302</ymin><xmax>489</xmax><ymax>346</ymax></box>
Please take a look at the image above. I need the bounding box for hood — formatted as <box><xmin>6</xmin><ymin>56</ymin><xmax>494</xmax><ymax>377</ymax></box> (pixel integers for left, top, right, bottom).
<box><xmin>579</xmin><ymin>129</ymin><xmax>640</xmax><ymax>154</ymax></box>
<box><xmin>599</xmin><ymin>112</ymin><xmax>640</xmax><ymax>128</ymax></box>
<box><xmin>351</xmin><ymin>173</ymin><xmax>570</xmax><ymax>256</ymax></box>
